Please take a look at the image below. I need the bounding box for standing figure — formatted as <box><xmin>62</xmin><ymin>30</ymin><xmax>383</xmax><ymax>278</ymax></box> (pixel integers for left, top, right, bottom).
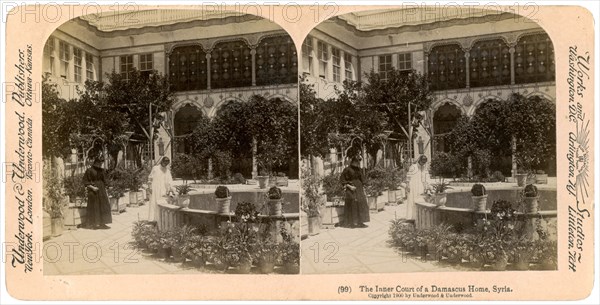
<box><xmin>82</xmin><ymin>155</ymin><xmax>112</xmax><ymax>229</ymax></box>
<box><xmin>148</xmin><ymin>157</ymin><xmax>175</xmax><ymax>222</ymax></box>
<box><xmin>340</xmin><ymin>156</ymin><xmax>370</xmax><ymax>228</ymax></box>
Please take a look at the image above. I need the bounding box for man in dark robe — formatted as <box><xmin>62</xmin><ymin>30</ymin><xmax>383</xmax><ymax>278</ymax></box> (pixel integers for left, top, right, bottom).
<box><xmin>340</xmin><ymin>156</ymin><xmax>370</xmax><ymax>228</ymax></box>
<box><xmin>82</xmin><ymin>155</ymin><xmax>112</xmax><ymax>229</ymax></box>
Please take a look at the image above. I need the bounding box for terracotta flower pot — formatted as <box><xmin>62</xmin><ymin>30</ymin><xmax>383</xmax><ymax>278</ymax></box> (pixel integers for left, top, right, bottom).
<box><xmin>388</xmin><ymin>190</ymin><xmax>397</xmax><ymax>204</ymax></box>
<box><xmin>268</xmin><ymin>199</ymin><xmax>283</xmax><ymax>216</ymax></box>
<box><xmin>515</xmin><ymin>174</ymin><xmax>528</xmax><ymax>187</ymax></box>
<box><xmin>177</xmin><ymin>194</ymin><xmax>190</xmax><ymax>209</ymax></box>
<box><xmin>237</xmin><ymin>260</ymin><xmax>252</xmax><ymax>274</ymax></box>
<box><xmin>472</xmin><ymin>195</ymin><xmax>488</xmax><ymax>212</ymax></box>
<box><xmin>283</xmin><ymin>262</ymin><xmax>299</xmax><ymax>274</ymax></box>
<box><xmin>434</xmin><ymin>193</ymin><xmax>447</xmax><ymax>207</ymax></box>
<box><xmin>523</xmin><ymin>196</ymin><xmax>539</xmax><ymax>213</ymax></box>
<box><xmin>257</xmin><ymin>176</ymin><xmax>268</xmax><ymax>189</ymax></box>
<box><xmin>192</xmin><ymin>256</ymin><xmax>206</xmax><ymax>267</ymax></box>
<box><xmin>259</xmin><ymin>260</ymin><xmax>276</xmax><ymax>274</ymax></box>
<box><xmin>367</xmin><ymin>196</ymin><xmax>378</xmax><ymax>211</ymax></box>
<box><xmin>216</xmin><ymin>197</ymin><xmax>231</xmax><ymax>214</ymax></box>
<box><xmin>491</xmin><ymin>255</ymin><xmax>509</xmax><ymax>271</ymax></box>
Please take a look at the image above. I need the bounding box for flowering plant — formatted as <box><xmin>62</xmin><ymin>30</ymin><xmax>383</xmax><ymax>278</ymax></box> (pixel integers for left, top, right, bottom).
<box><xmin>234</xmin><ymin>201</ymin><xmax>260</xmax><ymax>223</ymax></box>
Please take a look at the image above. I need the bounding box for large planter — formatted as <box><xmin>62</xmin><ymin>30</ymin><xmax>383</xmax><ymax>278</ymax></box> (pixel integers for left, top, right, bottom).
<box><xmin>307</xmin><ymin>216</ymin><xmax>320</xmax><ymax>235</ymax></box>
<box><xmin>177</xmin><ymin>194</ymin><xmax>191</xmax><ymax>209</ymax></box>
<box><xmin>216</xmin><ymin>197</ymin><xmax>232</xmax><ymax>214</ymax></box>
<box><xmin>367</xmin><ymin>196</ymin><xmax>378</xmax><ymax>211</ymax></box>
<box><xmin>51</xmin><ymin>217</ymin><xmax>64</xmax><ymax>237</ymax></box>
<box><xmin>267</xmin><ymin>198</ymin><xmax>283</xmax><ymax>216</ymax></box>
<box><xmin>64</xmin><ymin>206</ymin><xmax>87</xmax><ymax>228</ymax></box>
<box><xmin>471</xmin><ymin>195</ymin><xmax>488</xmax><ymax>212</ymax></box>
<box><xmin>434</xmin><ymin>193</ymin><xmax>447</xmax><ymax>207</ymax></box>
<box><xmin>515</xmin><ymin>174</ymin><xmax>528</xmax><ymax>187</ymax></box>
<box><xmin>128</xmin><ymin>191</ymin><xmax>139</xmax><ymax>206</ymax></box>
<box><xmin>257</xmin><ymin>176</ymin><xmax>268</xmax><ymax>189</ymax></box>
<box><xmin>388</xmin><ymin>190</ymin><xmax>397</xmax><ymax>204</ymax></box>
<box><xmin>110</xmin><ymin>196</ymin><xmax>126</xmax><ymax>214</ymax></box>
<box><xmin>320</xmin><ymin>205</ymin><xmax>344</xmax><ymax>226</ymax></box>
<box><xmin>523</xmin><ymin>196</ymin><xmax>539</xmax><ymax>213</ymax></box>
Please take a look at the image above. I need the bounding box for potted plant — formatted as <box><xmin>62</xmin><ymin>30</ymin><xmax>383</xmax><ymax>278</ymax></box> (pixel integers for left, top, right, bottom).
<box><xmin>63</xmin><ymin>174</ymin><xmax>87</xmax><ymax>206</ymax></box>
<box><xmin>127</xmin><ymin>169</ymin><xmax>144</xmax><ymax>207</ymax></box>
<box><xmin>512</xmin><ymin>237</ymin><xmax>534</xmax><ymax>270</ymax></box>
<box><xmin>181</xmin><ymin>234</ymin><xmax>207</xmax><ymax>267</ymax></box>
<box><xmin>522</xmin><ymin>184</ymin><xmax>539</xmax><ymax>213</ymax></box>
<box><xmin>108</xmin><ymin>185</ymin><xmax>126</xmax><ymax>214</ymax></box>
<box><xmin>514</xmin><ymin>168</ymin><xmax>529</xmax><ymax>187</ymax></box>
<box><xmin>280</xmin><ymin>226</ymin><xmax>300</xmax><ymax>274</ymax></box>
<box><xmin>215</xmin><ymin>185</ymin><xmax>231</xmax><ymax>214</ymax></box>
<box><xmin>430</xmin><ymin>179</ymin><xmax>452</xmax><ymax>207</ymax></box>
<box><xmin>535</xmin><ymin>170</ymin><xmax>548</xmax><ymax>184</ymax></box>
<box><xmin>424</xmin><ymin>223</ymin><xmax>452</xmax><ymax>261</ymax></box>
<box><xmin>301</xmin><ymin>168</ymin><xmax>323</xmax><ymax>235</ymax></box>
<box><xmin>366</xmin><ymin>167</ymin><xmax>386</xmax><ymax>211</ymax></box>
<box><xmin>384</xmin><ymin>167</ymin><xmax>404</xmax><ymax>205</ymax></box>
<box><xmin>471</xmin><ymin>183</ymin><xmax>488</xmax><ymax>212</ymax></box>
<box><xmin>276</xmin><ymin>172</ymin><xmax>289</xmax><ymax>187</ymax></box>
<box><xmin>157</xmin><ymin>229</ymin><xmax>176</xmax><ymax>259</ymax></box>
<box><xmin>533</xmin><ymin>239</ymin><xmax>557</xmax><ymax>270</ymax></box>
<box><xmin>257</xmin><ymin>170</ymin><xmax>269</xmax><ymax>189</ymax></box>
<box><xmin>223</xmin><ymin>222</ymin><xmax>258</xmax><ymax>274</ymax></box>
<box><xmin>175</xmin><ymin>184</ymin><xmax>192</xmax><ymax>209</ymax></box>
<box><xmin>322</xmin><ymin>172</ymin><xmax>344</xmax><ymax>203</ymax></box>
<box><xmin>44</xmin><ymin>168</ymin><xmax>67</xmax><ymax>237</ymax></box>
<box><xmin>256</xmin><ymin>239</ymin><xmax>280</xmax><ymax>274</ymax></box>
<box><xmin>267</xmin><ymin>186</ymin><xmax>283</xmax><ymax>216</ymax></box>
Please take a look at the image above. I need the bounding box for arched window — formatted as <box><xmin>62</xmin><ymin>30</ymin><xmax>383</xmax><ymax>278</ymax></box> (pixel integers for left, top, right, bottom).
<box><xmin>470</xmin><ymin>39</ymin><xmax>511</xmax><ymax>87</ymax></box>
<box><xmin>211</xmin><ymin>40</ymin><xmax>252</xmax><ymax>89</ymax></box>
<box><xmin>169</xmin><ymin>45</ymin><xmax>208</xmax><ymax>92</ymax></box>
<box><xmin>255</xmin><ymin>35</ymin><xmax>298</xmax><ymax>86</ymax></box>
<box><xmin>428</xmin><ymin>44</ymin><xmax>466</xmax><ymax>90</ymax></box>
<box><xmin>514</xmin><ymin>33</ymin><xmax>555</xmax><ymax>84</ymax></box>
<box><xmin>174</xmin><ymin>104</ymin><xmax>204</xmax><ymax>154</ymax></box>
<box><xmin>433</xmin><ymin>103</ymin><xmax>462</xmax><ymax>153</ymax></box>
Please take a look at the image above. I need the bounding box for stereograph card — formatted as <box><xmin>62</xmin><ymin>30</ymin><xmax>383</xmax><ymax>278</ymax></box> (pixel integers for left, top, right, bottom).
<box><xmin>1</xmin><ymin>1</ymin><xmax>596</xmax><ymax>302</ymax></box>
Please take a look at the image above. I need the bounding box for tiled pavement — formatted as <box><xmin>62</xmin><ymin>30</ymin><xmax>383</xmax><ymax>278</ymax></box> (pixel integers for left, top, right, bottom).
<box><xmin>300</xmin><ymin>204</ymin><xmax>473</xmax><ymax>274</ymax></box>
<box><xmin>44</xmin><ymin>204</ymin><xmax>224</xmax><ymax>275</ymax></box>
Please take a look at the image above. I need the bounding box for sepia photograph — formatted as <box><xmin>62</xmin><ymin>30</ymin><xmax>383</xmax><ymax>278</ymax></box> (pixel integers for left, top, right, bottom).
<box><xmin>299</xmin><ymin>7</ymin><xmax>557</xmax><ymax>274</ymax></box>
<box><xmin>41</xmin><ymin>8</ymin><xmax>300</xmax><ymax>275</ymax></box>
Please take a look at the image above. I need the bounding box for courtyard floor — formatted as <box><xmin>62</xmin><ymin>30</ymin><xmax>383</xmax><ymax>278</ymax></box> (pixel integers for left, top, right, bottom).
<box><xmin>300</xmin><ymin>204</ymin><xmax>476</xmax><ymax>274</ymax></box>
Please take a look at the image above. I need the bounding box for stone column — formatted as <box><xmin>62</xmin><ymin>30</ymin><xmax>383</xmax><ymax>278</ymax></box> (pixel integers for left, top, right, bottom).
<box><xmin>208</xmin><ymin>157</ymin><xmax>213</xmax><ymax>179</ymax></box>
<box><xmin>252</xmin><ymin>137</ymin><xmax>258</xmax><ymax>178</ymax></box>
<box><xmin>509</xmin><ymin>46</ymin><xmax>516</xmax><ymax>85</ymax></box>
<box><xmin>326</xmin><ymin>44</ymin><xmax>333</xmax><ymax>81</ymax></box>
<box><xmin>206</xmin><ymin>53</ymin><xmax>212</xmax><ymax>90</ymax></box>
<box><xmin>339</xmin><ymin>49</ymin><xmax>346</xmax><ymax>83</ymax></box>
<box><xmin>251</xmin><ymin>47</ymin><xmax>257</xmax><ymax>86</ymax></box>
<box><xmin>464</xmin><ymin>50</ymin><xmax>471</xmax><ymax>89</ymax></box>
<box><xmin>424</xmin><ymin>51</ymin><xmax>429</xmax><ymax>75</ymax></box>
<box><xmin>311</xmin><ymin>37</ymin><xmax>319</xmax><ymax>77</ymax></box>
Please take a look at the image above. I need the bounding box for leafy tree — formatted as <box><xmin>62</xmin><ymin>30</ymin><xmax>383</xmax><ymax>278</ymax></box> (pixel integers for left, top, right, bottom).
<box><xmin>299</xmin><ymin>80</ymin><xmax>329</xmax><ymax>159</ymax></box>
<box><xmin>42</xmin><ymin>77</ymin><xmax>71</xmax><ymax>158</ymax></box>
<box><xmin>362</xmin><ymin>68</ymin><xmax>433</xmax><ymax>145</ymax></box>
<box><xmin>246</xmin><ymin>95</ymin><xmax>298</xmax><ymax>175</ymax></box>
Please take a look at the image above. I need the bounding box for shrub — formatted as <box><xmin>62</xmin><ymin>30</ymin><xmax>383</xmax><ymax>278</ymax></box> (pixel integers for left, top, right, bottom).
<box><xmin>267</xmin><ymin>186</ymin><xmax>282</xmax><ymax>200</ymax></box>
<box><xmin>63</xmin><ymin>174</ymin><xmax>87</xmax><ymax>199</ymax></box>
<box><xmin>215</xmin><ymin>185</ymin><xmax>230</xmax><ymax>198</ymax></box>
<box><xmin>233</xmin><ymin>173</ymin><xmax>246</xmax><ymax>184</ymax></box>
<box><xmin>523</xmin><ymin>184</ymin><xmax>538</xmax><ymax>197</ymax></box>
<box><xmin>322</xmin><ymin>172</ymin><xmax>343</xmax><ymax>200</ymax></box>
<box><xmin>365</xmin><ymin>167</ymin><xmax>386</xmax><ymax>196</ymax></box>
<box><xmin>430</xmin><ymin>152</ymin><xmax>463</xmax><ymax>178</ymax></box>
<box><xmin>470</xmin><ymin>184</ymin><xmax>486</xmax><ymax>197</ymax></box>
<box><xmin>171</xmin><ymin>153</ymin><xmax>205</xmax><ymax>183</ymax></box>
<box><xmin>492</xmin><ymin>170</ymin><xmax>505</xmax><ymax>182</ymax></box>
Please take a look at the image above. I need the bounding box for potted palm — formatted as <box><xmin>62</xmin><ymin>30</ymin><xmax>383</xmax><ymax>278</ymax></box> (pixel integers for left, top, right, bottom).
<box><xmin>215</xmin><ymin>185</ymin><xmax>231</xmax><ymax>214</ymax></box>
<box><xmin>267</xmin><ymin>186</ymin><xmax>283</xmax><ymax>216</ymax></box>
<box><xmin>430</xmin><ymin>179</ymin><xmax>452</xmax><ymax>207</ymax></box>
<box><xmin>523</xmin><ymin>184</ymin><xmax>539</xmax><ymax>213</ymax></box>
<box><xmin>175</xmin><ymin>184</ymin><xmax>192</xmax><ymax>209</ymax></box>
<box><xmin>471</xmin><ymin>183</ymin><xmax>488</xmax><ymax>212</ymax></box>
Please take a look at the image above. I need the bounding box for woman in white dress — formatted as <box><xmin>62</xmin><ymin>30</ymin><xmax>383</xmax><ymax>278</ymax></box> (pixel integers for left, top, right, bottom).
<box><xmin>148</xmin><ymin>157</ymin><xmax>175</xmax><ymax>222</ymax></box>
